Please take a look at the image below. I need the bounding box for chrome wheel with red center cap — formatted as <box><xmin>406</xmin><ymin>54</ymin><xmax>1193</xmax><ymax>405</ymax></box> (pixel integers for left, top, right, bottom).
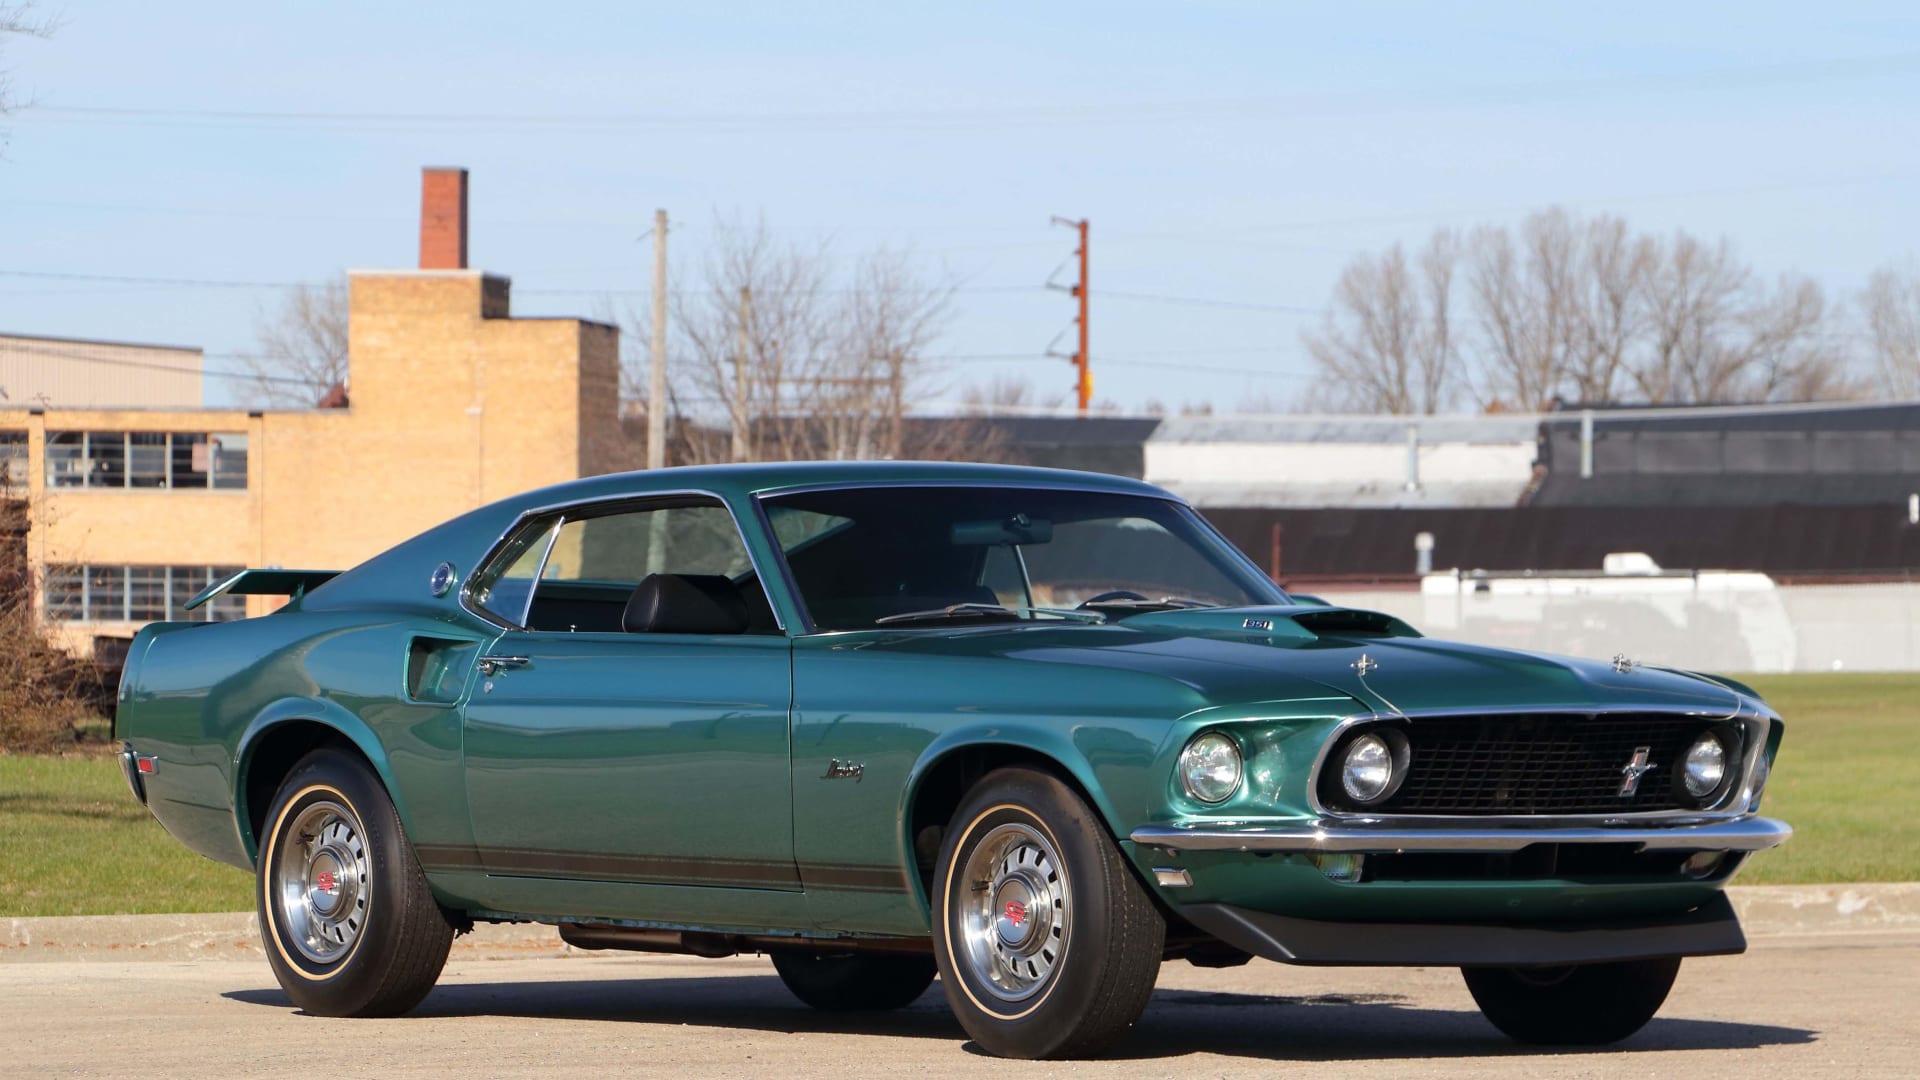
<box><xmin>955</xmin><ymin>821</ymin><xmax>1070</xmax><ymax>1003</ymax></box>
<box><xmin>271</xmin><ymin>799</ymin><xmax>371</xmax><ymax>965</ymax></box>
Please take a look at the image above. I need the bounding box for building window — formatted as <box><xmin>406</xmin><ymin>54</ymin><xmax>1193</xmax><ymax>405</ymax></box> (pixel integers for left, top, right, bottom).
<box><xmin>0</xmin><ymin>431</ymin><xmax>25</xmax><ymax>492</ymax></box>
<box><xmin>45</xmin><ymin>564</ymin><xmax>246</xmax><ymax>623</ymax></box>
<box><xmin>46</xmin><ymin>431</ymin><xmax>84</xmax><ymax>487</ymax></box>
<box><xmin>129</xmin><ymin>432</ymin><xmax>169</xmax><ymax>488</ymax></box>
<box><xmin>45</xmin><ymin>431</ymin><xmax>248</xmax><ymax>490</ymax></box>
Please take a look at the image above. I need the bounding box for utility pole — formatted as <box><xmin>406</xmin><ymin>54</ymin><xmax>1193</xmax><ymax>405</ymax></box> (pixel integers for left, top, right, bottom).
<box><xmin>732</xmin><ymin>285</ymin><xmax>752</xmax><ymax>462</ymax></box>
<box><xmin>647</xmin><ymin>209</ymin><xmax>668</xmax><ymax>471</ymax></box>
<box><xmin>1049</xmin><ymin>216</ymin><xmax>1091</xmax><ymax>413</ymax></box>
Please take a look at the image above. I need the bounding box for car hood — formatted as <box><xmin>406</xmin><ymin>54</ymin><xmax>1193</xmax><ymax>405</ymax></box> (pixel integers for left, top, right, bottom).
<box><xmin>839</xmin><ymin>605</ymin><xmax>1745</xmax><ymax>718</ymax></box>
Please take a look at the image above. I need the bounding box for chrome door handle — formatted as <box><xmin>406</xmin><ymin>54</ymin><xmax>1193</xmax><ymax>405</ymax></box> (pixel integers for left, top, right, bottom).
<box><xmin>478</xmin><ymin>655</ymin><xmax>529</xmax><ymax>676</ymax></box>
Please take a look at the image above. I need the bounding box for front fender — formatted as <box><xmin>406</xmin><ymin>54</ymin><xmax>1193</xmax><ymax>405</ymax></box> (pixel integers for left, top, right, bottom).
<box><xmin>897</xmin><ymin>719</ymin><xmax>1161</xmax><ymax>919</ymax></box>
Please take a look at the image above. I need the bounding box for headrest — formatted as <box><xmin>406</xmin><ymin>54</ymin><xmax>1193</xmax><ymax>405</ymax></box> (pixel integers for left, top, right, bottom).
<box><xmin>622</xmin><ymin>574</ymin><xmax>750</xmax><ymax>635</ymax></box>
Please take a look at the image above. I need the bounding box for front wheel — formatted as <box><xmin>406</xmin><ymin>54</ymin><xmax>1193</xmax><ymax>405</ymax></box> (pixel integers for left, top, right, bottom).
<box><xmin>932</xmin><ymin>767</ymin><xmax>1165</xmax><ymax>1059</ymax></box>
<box><xmin>257</xmin><ymin>747</ymin><xmax>455</xmax><ymax>1017</ymax></box>
<box><xmin>1463</xmin><ymin>957</ymin><xmax>1682</xmax><ymax>1045</ymax></box>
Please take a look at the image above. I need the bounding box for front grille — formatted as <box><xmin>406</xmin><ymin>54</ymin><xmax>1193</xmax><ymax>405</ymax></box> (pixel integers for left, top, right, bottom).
<box><xmin>1322</xmin><ymin>713</ymin><xmax>1732</xmax><ymax>816</ymax></box>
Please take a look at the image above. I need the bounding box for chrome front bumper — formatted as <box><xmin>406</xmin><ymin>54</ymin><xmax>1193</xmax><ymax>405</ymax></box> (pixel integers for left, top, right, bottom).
<box><xmin>1130</xmin><ymin>815</ymin><xmax>1791</xmax><ymax>855</ymax></box>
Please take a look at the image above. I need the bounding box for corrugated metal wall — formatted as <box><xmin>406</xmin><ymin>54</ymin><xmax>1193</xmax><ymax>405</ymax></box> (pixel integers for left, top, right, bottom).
<box><xmin>0</xmin><ymin>334</ymin><xmax>203</xmax><ymax>408</ymax></box>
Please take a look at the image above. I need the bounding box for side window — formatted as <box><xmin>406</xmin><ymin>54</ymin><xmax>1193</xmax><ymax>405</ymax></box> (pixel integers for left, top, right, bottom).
<box><xmin>469</xmin><ymin>517</ymin><xmax>559</xmax><ymax>626</ymax></box>
<box><xmin>468</xmin><ymin>500</ymin><xmax>773</xmax><ymax>634</ymax></box>
<box><xmin>540</xmin><ymin>503</ymin><xmax>751</xmax><ymax>585</ymax></box>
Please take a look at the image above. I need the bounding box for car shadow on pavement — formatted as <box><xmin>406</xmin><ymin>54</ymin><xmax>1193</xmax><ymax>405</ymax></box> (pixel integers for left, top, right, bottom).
<box><xmin>1110</xmin><ymin>988</ymin><xmax>1817</xmax><ymax>1062</ymax></box>
<box><xmin>223</xmin><ymin>979</ymin><xmax>1816</xmax><ymax>1062</ymax></box>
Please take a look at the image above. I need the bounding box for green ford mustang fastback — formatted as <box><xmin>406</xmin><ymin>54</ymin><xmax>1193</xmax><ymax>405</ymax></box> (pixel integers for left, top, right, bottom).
<box><xmin>115</xmin><ymin>461</ymin><xmax>1790</xmax><ymax>1059</ymax></box>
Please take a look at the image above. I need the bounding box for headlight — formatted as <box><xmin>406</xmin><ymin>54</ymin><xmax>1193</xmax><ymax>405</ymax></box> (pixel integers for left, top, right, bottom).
<box><xmin>1340</xmin><ymin>731</ymin><xmax>1407</xmax><ymax>805</ymax></box>
<box><xmin>1179</xmin><ymin>731</ymin><xmax>1242</xmax><ymax>804</ymax></box>
<box><xmin>1682</xmin><ymin>732</ymin><xmax>1729</xmax><ymax>800</ymax></box>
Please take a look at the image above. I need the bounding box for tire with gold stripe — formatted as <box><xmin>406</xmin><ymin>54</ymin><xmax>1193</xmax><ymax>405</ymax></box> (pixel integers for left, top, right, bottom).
<box><xmin>931</xmin><ymin>767</ymin><xmax>1165</xmax><ymax>1058</ymax></box>
<box><xmin>256</xmin><ymin>748</ymin><xmax>454</xmax><ymax>1017</ymax></box>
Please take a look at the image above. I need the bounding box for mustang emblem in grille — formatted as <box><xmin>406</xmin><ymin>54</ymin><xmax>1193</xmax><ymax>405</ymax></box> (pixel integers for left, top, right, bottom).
<box><xmin>1350</xmin><ymin>653</ymin><xmax>1378</xmax><ymax>677</ymax></box>
<box><xmin>1618</xmin><ymin>745</ymin><xmax>1655</xmax><ymax>797</ymax></box>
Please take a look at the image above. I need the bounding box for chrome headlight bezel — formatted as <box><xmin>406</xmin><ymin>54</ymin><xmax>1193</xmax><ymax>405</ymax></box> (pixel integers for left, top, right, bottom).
<box><xmin>1679</xmin><ymin>728</ymin><xmax>1735</xmax><ymax>805</ymax></box>
<box><xmin>1746</xmin><ymin>746</ymin><xmax>1772</xmax><ymax>812</ymax></box>
<box><xmin>1178</xmin><ymin>731</ymin><xmax>1244</xmax><ymax>805</ymax></box>
<box><xmin>1333</xmin><ymin>728</ymin><xmax>1411</xmax><ymax>807</ymax></box>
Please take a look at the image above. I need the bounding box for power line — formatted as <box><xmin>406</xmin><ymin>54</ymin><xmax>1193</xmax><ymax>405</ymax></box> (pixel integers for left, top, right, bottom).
<box><xmin>0</xmin><ymin>269</ymin><xmax>1324</xmax><ymax>317</ymax></box>
<box><xmin>0</xmin><ymin>269</ymin><xmax>1056</xmax><ymax>299</ymax></box>
<box><xmin>21</xmin><ymin>51</ymin><xmax>1920</xmax><ymax>133</ymax></box>
<box><xmin>0</xmin><ymin>340</ymin><xmax>326</xmax><ymax>389</ymax></box>
<box><xmin>937</xmin><ymin>350</ymin><xmax>1310</xmax><ymax>380</ymax></box>
<box><xmin>1096</xmin><ymin>356</ymin><xmax>1309</xmax><ymax>380</ymax></box>
<box><xmin>0</xmin><ymin>269</ymin><xmax>308</xmax><ymax>290</ymax></box>
<box><xmin>1094</xmin><ymin>289</ymin><xmax>1317</xmax><ymax>314</ymax></box>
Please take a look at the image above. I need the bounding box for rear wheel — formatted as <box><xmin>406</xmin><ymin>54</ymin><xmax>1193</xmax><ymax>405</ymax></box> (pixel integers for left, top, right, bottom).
<box><xmin>257</xmin><ymin>747</ymin><xmax>454</xmax><ymax>1017</ymax></box>
<box><xmin>931</xmin><ymin>767</ymin><xmax>1165</xmax><ymax>1059</ymax></box>
<box><xmin>770</xmin><ymin>949</ymin><xmax>936</xmax><ymax>1011</ymax></box>
<box><xmin>1463</xmin><ymin>957</ymin><xmax>1682</xmax><ymax>1044</ymax></box>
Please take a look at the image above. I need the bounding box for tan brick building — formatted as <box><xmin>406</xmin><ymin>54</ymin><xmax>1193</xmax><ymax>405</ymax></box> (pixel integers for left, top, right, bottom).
<box><xmin>6</xmin><ymin>168</ymin><xmax>630</xmax><ymax>651</ymax></box>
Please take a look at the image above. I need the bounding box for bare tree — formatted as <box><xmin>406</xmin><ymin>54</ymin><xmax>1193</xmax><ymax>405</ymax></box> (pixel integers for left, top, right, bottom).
<box><xmin>1</xmin><ymin>4</ymin><xmax>51</xmax><ymax>112</ymax></box>
<box><xmin>236</xmin><ymin>280</ymin><xmax>350</xmax><ymax>407</ymax></box>
<box><xmin>619</xmin><ymin>217</ymin><xmax>970</xmax><ymax>465</ymax></box>
<box><xmin>1302</xmin><ymin>231</ymin><xmax>1459</xmax><ymax>414</ymax></box>
<box><xmin>808</xmin><ymin>247</ymin><xmax>955</xmax><ymax>459</ymax></box>
<box><xmin>1</xmin><ymin>3</ymin><xmax>53</xmax><ymax>155</ymax></box>
<box><xmin>1308</xmin><ymin>207</ymin><xmax>1859</xmax><ymax>412</ymax></box>
<box><xmin>1733</xmin><ymin>275</ymin><xmax>1857</xmax><ymax>402</ymax></box>
<box><xmin>1628</xmin><ymin>233</ymin><xmax>1750</xmax><ymax>403</ymax></box>
<box><xmin>1863</xmin><ymin>264</ymin><xmax>1920</xmax><ymax>398</ymax></box>
<box><xmin>959</xmin><ymin>376</ymin><xmax>1067</xmax><ymax>416</ymax></box>
<box><xmin>1565</xmin><ymin>216</ymin><xmax>1653</xmax><ymax>404</ymax></box>
<box><xmin>1468</xmin><ymin>212</ymin><xmax>1574</xmax><ymax>411</ymax></box>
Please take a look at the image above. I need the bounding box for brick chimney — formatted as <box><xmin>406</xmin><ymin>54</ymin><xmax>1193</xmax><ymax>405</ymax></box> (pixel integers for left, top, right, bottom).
<box><xmin>419</xmin><ymin>167</ymin><xmax>469</xmax><ymax>270</ymax></box>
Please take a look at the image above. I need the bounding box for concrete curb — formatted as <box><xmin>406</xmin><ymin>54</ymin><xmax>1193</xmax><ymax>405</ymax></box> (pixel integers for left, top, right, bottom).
<box><xmin>1728</xmin><ymin>882</ymin><xmax>1920</xmax><ymax>936</ymax></box>
<box><xmin>1</xmin><ymin>913</ymin><xmax>568</xmax><ymax>963</ymax></box>
<box><xmin>5</xmin><ymin>883</ymin><xmax>1917</xmax><ymax>964</ymax></box>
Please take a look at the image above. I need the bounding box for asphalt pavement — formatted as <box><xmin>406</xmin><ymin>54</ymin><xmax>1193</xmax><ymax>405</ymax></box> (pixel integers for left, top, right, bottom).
<box><xmin>3</xmin><ymin>931</ymin><xmax>1915</xmax><ymax>1078</ymax></box>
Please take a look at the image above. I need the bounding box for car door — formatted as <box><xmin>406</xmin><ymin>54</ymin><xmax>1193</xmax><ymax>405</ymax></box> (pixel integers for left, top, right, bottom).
<box><xmin>457</xmin><ymin>495</ymin><xmax>798</xmax><ymax>914</ymax></box>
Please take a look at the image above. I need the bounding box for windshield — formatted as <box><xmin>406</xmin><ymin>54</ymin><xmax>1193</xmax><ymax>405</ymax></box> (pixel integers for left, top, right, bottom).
<box><xmin>761</xmin><ymin>485</ymin><xmax>1287</xmax><ymax>630</ymax></box>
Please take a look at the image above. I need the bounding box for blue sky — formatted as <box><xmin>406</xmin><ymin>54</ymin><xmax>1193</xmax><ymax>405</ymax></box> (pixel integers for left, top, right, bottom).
<box><xmin>3</xmin><ymin>1</ymin><xmax>1918</xmax><ymax>410</ymax></box>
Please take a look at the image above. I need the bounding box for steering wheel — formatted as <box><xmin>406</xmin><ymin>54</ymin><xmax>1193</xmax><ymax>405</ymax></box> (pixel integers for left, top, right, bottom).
<box><xmin>1079</xmin><ymin>590</ymin><xmax>1148</xmax><ymax>607</ymax></box>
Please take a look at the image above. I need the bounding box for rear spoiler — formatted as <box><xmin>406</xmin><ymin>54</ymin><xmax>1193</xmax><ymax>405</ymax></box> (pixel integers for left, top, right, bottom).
<box><xmin>184</xmin><ymin>569</ymin><xmax>342</xmax><ymax>612</ymax></box>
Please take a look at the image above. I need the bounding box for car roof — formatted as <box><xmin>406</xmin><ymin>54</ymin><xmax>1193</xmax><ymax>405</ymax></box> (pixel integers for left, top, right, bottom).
<box><xmin>299</xmin><ymin>462</ymin><xmax>1184</xmax><ymax>617</ymax></box>
<box><xmin>500</xmin><ymin>460</ymin><xmax>1179</xmax><ymax>512</ymax></box>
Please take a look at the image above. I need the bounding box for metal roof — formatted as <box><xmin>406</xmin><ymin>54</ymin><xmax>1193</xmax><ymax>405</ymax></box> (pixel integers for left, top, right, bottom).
<box><xmin>1150</xmin><ymin>415</ymin><xmax>1539</xmax><ymax>445</ymax></box>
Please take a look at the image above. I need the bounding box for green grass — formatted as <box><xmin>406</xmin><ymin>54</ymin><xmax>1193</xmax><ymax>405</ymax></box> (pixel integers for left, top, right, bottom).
<box><xmin>0</xmin><ymin>672</ymin><xmax>1914</xmax><ymax>916</ymax></box>
<box><xmin>0</xmin><ymin>754</ymin><xmax>252</xmax><ymax>917</ymax></box>
<box><xmin>1735</xmin><ymin>673</ymin><xmax>1920</xmax><ymax>885</ymax></box>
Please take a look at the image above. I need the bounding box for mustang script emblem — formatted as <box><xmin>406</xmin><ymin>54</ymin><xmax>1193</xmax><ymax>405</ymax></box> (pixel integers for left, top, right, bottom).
<box><xmin>1618</xmin><ymin>745</ymin><xmax>1655</xmax><ymax>797</ymax></box>
<box><xmin>1351</xmin><ymin>653</ymin><xmax>1378</xmax><ymax>677</ymax></box>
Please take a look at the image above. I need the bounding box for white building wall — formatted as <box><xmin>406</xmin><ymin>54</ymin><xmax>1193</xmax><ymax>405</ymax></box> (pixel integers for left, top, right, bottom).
<box><xmin>1145</xmin><ymin>440</ymin><xmax>1538</xmax><ymax>507</ymax></box>
<box><xmin>1313</xmin><ymin>580</ymin><xmax>1920</xmax><ymax>674</ymax></box>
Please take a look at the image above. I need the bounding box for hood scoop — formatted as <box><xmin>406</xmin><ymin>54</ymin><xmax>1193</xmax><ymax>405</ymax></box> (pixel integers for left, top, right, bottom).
<box><xmin>1122</xmin><ymin>605</ymin><xmax>1420</xmax><ymax>644</ymax></box>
